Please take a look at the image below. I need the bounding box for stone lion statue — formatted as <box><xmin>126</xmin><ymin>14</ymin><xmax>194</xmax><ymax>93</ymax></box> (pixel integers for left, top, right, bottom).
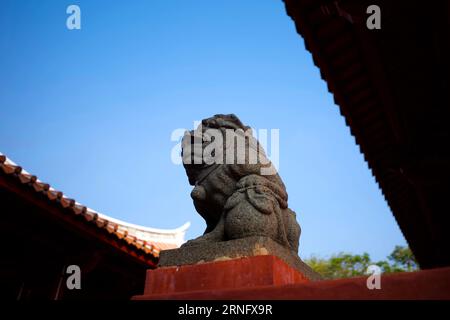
<box><xmin>181</xmin><ymin>114</ymin><xmax>301</xmax><ymax>254</ymax></box>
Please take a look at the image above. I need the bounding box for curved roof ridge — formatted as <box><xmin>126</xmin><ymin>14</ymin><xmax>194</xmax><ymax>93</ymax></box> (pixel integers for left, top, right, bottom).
<box><xmin>0</xmin><ymin>151</ymin><xmax>189</xmax><ymax>258</ymax></box>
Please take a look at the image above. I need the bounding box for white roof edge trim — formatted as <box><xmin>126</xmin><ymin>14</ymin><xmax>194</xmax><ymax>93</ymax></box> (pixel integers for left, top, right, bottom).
<box><xmin>95</xmin><ymin>211</ymin><xmax>191</xmax><ymax>235</ymax></box>
<box><xmin>0</xmin><ymin>151</ymin><xmax>190</xmax><ymax>238</ymax></box>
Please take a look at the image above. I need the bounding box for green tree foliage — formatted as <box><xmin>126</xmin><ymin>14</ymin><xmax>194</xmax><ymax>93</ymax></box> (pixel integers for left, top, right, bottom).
<box><xmin>386</xmin><ymin>245</ymin><xmax>419</xmax><ymax>272</ymax></box>
<box><xmin>305</xmin><ymin>246</ymin><xmax>418</xmax><ymax>279</ymax></box>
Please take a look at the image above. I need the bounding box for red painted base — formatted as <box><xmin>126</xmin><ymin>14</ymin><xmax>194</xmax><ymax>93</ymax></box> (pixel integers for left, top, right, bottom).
<box><xmin>133</xmin><ymin>255</ymin><xmax>309</xmax><ymax>299</ymax></box>
<box><xmin>133</xmin><ymin>255</ymin><xmax>450</xmax><ymax>300</ymax></box>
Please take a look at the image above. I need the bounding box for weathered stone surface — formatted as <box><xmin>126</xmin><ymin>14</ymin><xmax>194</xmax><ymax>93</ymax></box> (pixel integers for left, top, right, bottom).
<box><xmin>181</xmin><ymin>114</ymin><xmax>301</xmax><ymax>251</ymax></box>
<box><xmin>177</xmin><ymin>114</ymin><xmax>318</xmax><ymax>279</ymax></box>
<box><xmin>159</xmin><ymin>236</ymin><xmax>321</xmax><ymax>280</ymax></box>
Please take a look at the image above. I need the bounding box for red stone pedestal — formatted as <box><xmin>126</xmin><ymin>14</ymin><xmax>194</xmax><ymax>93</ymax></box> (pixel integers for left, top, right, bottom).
<box><xmin>133</xmin><ymin>256</ymin><xmax>450</xmax><ymax>300</ymax></box>
<box><xmin>133</xmin><ymin>255</ymin><xmax>309</xmax><ymax>300</ymax></box>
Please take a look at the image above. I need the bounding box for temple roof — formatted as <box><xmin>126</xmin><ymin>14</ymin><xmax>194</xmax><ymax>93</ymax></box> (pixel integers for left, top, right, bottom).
<box><xmin>283</xmin><ymin>0</ymin><xmax>449</xmax><ymax>268</ymax></box>
<box><xmin>0</xmin><ymin>152</ymin><xmax>189</xmax><ymax>262</ymax></box>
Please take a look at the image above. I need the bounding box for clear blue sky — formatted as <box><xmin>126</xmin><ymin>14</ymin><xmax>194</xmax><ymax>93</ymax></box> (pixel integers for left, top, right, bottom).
<box><xmin>0</xmin><ymin>0</ymin><xmax>407</xmax><ymax>261</ymax></box>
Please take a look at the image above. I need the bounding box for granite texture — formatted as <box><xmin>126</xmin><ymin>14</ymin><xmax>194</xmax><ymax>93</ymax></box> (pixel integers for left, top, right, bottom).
<box><xmin>177</xmin><ymin>114</ymin><xmax>319</xmax><ymax>280</ymax></box>
<box><xmin>159</xmin><ymin>236</ymin><xmax>321</xmax><ymax>280</ymax></box>
<box><xmin>181</xmin><ymin>114</ymin><xmax>301</xmax><ymax>252</ymax></box>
